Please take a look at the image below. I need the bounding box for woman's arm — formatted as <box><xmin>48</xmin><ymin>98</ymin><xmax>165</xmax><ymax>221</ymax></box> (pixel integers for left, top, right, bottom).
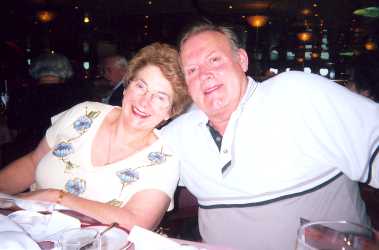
<box><xmin>18</xmin><ymin>188</ymin><xmax>170</xmax><ymax>231</ymax></box>
<box><xmin>0</xmin><ymin>138</ymin><xmax>50</xmax><ymax>194</ymax></box>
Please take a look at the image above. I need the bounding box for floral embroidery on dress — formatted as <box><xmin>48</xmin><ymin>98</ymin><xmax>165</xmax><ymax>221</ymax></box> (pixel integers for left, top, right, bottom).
<box><xmin>53</xmin><ymin>142</ymin><xmax>74</xmax><ymax>158</ymax></box>
<box><xmin>148</xmin><ymin>151</ymin><xmax>167</xmax><ymax>164</ymax></box>
<box><xmin>65</xmin><ymin>177</ymin><xmax>86</xmax><ymax>196</ymax></box>
<box><xmin>108</xmin><ymin>147</ymin><xmax>171</xmax><ymax>207</ymax></box>
<box><xmin>73</xmin><ymin>116</ymin><xmax>92</xmax><ymax>131</ymax></box>
<box><xmin>117</xmin><ymin>168</ymin><xmax>139</xmax><ymax>185</ymax></box>
<box><xmin>52</xmin><ymin>106</ymin><xmax>101</xmax><ymax>196</ymax></box>
<box><xmin>72</xmin><ymin>110</ymin><xmax>99</xmax><ymax>133</ymax></box>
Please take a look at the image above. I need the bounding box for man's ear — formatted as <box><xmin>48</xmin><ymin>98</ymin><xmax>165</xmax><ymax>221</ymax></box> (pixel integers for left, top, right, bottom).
<box><xmin>238</xmin><ymin>48</ymin><xmax>249</xmax><ymax>73</ymax></box>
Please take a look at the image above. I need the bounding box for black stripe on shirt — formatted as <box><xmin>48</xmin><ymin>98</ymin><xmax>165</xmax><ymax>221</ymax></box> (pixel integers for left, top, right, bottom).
<box><xmin>221</xmin><ymin>160</ymin><xmax>232</xmax><ymax>175</ymax></box>
<box><xmin>366</xmin><ymin>144</ymin><xmax>379</xmax><ymax>185</ymax></box>
<box><xmin>207</xmin><ymin>121</ymin><xmax>222</xmax><ymax>151</ymax></box>
<box><xmin>199</xmin><ymin>172</ymin><xmax>343</xmax><ymax>209</ymax></box>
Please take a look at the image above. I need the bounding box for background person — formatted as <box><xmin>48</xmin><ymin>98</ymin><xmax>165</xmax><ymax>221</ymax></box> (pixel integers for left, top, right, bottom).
<box><xmin>101</xmin><ymin>55</ymin><xmax>128</xmax><ymax>106</ymax></box>
<box><xmin>5</xmin><ymin>53</ymin><xmax>82</xmax><ymax>164</ymax></box>
<box><xmin>345</xmin><ymin>52</ymin><xmax>379</xmax><ymax>102</ymax></box>
<box><xmin>161</xmin><ymin>22</ymin><xmax>379</xmax><ymax>250</ymax></box>
<box><xmin>0</xmin><ymin>42</ymin><xmax>191</xmax><ymax>230</ymax></box>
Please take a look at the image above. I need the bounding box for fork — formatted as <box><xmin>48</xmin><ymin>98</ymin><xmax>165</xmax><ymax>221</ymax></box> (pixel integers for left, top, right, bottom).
<box><xmin>79</xmin><ymin>222</ymin><xmax>118</xmax><ymax>250</ymax></box>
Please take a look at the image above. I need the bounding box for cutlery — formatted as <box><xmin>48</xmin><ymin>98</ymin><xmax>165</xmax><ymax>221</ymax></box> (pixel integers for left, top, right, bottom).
<box><xmin>79</xmin><ymin>222</ymin><xmax>118</xmax><ymax>250</ymax></box>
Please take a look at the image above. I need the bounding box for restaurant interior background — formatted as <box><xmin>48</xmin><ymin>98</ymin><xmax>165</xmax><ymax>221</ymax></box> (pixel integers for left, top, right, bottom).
<box><xmin>0</xmin><ymin>0</ymin><xmax>379</xmax><ymax>240</ymax></box>
<box><xmin>1</xmin><ymin>0</ymin><xmax>379</xmax><ymax>86</ymax></box>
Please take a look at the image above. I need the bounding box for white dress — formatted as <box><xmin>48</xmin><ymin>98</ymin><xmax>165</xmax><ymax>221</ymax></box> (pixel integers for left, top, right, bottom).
<box><xmin>33</xmin><ymin>101</ymin><xmax>179</xmax><ymax>210</ymax></box>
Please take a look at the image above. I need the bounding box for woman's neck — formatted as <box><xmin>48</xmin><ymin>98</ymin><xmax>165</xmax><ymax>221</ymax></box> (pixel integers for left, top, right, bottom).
<box><xmin>112</xmin><ymin>110</ymin><xmax>156</xmax><ymax>146</ymax></box>
<box><xmin>105</xmin><ymin>111</ymin><xmax>157</xmax><ymax>164</ymax></box>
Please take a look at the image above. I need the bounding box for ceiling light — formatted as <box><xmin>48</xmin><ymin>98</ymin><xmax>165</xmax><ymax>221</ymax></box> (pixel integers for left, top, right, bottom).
<box><xmin>365</xmin><ymin>40</ymin><xmax>377</xmax><ymax>51</ymax></box>
<box><xmin>83</xmin><ymin>16</ymin><xmax>90</xmax><ymax>23</ymax></box>
<box><xmin>247</xmin><ymin>15</ymin><xmax>268</xmax><ymax>28</ymax></box>
<box><xmin>297</xmin><ymin>32</ymin><xmax>312</xmax><ymax>42</ymax></box>
<box><xmin>37</xmin><ymin>10</ymin><xmax>55</xmax><ymax>23</ymax></box>
<box><xmin>301</xmin><ymin>8</ymin><xmax>311</xmax><ymax>15</ymax></box>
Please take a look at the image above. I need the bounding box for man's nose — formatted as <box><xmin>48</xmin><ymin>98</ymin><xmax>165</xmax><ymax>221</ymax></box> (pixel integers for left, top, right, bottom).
<box><xmin>199</xmin><ymin>66</ymin><xmax>212</xmax><ymax>82</ymax></box>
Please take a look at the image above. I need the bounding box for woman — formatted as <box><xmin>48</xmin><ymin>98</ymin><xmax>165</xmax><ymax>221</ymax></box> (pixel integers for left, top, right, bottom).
<box><xmin>0</xmin><ymin>42</ymin><xmax>191</xmax><ymax>230</ymax></box>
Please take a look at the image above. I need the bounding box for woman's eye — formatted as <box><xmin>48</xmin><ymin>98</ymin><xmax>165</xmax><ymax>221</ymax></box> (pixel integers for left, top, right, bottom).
<box><xmin>157</xmin><ymin>95</ymin><xmax>165</xmax><ymax>101</ymax></box>
<box><xmin>187</xmin><ymin>68</ymin><xmax>196</xmax><ymax>75</ymax></box>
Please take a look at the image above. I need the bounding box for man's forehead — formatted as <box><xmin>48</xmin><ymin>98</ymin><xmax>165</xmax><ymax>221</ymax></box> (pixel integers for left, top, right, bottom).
<box><xmin>180</xmin><ymin>32</ymin><xmax>230</xmax><ymax>62</ymax></box>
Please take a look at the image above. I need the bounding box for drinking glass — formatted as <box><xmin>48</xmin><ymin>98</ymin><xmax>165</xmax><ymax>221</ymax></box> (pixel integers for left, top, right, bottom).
<box><xmin>57</xmin><ymin>228</ymin><xmax>101</xmax><ymax>250</ymax></box>
<box><xmin>296</xmin><ymin>220</ymin><xmax>379</xmax><ymax>250</ymax></box>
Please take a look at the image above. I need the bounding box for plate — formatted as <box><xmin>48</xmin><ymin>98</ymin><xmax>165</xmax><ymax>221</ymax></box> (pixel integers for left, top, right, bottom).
<box><xmin>0</xmin><ymin>231</ymin><xmax>41</xmax><ymax>250</ymax></box>
<box><xmin>86</xmin><ymin>225</ymin><xmax>130</xmax><ymax>250</ymax></box>
<box><xmin>8</xmin><ymin>210</ymin><xmax>80</xmax><ymax>241</ymax></box>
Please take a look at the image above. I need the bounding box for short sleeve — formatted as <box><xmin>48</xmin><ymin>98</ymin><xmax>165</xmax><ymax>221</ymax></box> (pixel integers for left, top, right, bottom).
<box><xmin>138</xmin><ymin>155</ymin><xmax>179</xmax><ymax>211</ymax></box>
<box><xmin>45</xmin><ymin>101</ymin><xmax>92</xmax><ymax>148</ymax></box>
<box><xmin>119</xmin><ymin>137</ymin><xmax>180</xmax><ymax>211</ymax></box>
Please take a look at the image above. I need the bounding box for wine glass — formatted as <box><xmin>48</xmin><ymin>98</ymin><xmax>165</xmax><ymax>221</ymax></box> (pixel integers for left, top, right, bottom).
<box><xmin>57</xmin><ymin>227</ymin><xmax>101</xmax><ymax>250</ymax></box>
<box><xmin>296</xmin><ymin>220</ymin><xmax>379</xmax><ymax>250</ymax></box>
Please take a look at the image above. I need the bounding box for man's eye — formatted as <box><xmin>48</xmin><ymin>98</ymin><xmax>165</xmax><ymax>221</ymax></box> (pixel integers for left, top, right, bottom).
<box><xmin>136</xmin><ymin>81</ymin><xmax>145</xmax><ymax>89</ymax></box>
<box><xmin>210</xmin><ymin>56</ymin><xmax>220</xmax><ymax>63</ymax></box>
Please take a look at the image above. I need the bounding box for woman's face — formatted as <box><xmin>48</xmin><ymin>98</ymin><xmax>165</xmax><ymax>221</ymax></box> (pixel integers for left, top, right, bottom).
<box><xmin>121</xmin><ymin>64</ymin><xmax>174</xmax><ymax>131</ymax></box>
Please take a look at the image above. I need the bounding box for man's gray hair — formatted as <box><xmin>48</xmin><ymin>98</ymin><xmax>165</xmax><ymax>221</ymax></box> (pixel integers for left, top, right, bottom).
<box><xmin>29</xmin><ymin>53</ymin><xmax>73</xmax><ymax>80</ymax></box>
<box><xmin>109</xmin><ymin>55</ymin><xmax>128</xmax><ymax>69</ymax></box>
<box><xmin>178</xmin><ymin>21</ymin><xmax>244</xmax><ymax>53</ymax></box>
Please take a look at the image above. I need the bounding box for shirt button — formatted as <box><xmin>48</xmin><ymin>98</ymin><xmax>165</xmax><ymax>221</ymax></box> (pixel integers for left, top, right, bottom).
<box><xmin>223</xmin><ymin>149</ymin><xmax>228</xmax><ymax>154</ymax></box>
<box><xmin>216</xmin><ymin>136</ymin><xmax>221</xmax><ymax>142</ymax></box>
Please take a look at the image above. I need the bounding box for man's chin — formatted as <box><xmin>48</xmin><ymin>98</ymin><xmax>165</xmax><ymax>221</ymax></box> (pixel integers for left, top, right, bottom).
<box><xmin>203</xmin><ymin>104</ymin><xmax>228</xmax><ymax>118</ymax></box>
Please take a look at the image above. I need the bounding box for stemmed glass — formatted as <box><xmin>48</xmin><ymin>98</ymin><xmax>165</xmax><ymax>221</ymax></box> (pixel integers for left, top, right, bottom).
<box><xmin>296</xmin><ymin>220</ymin><xmax>379</xmax><ymax>250</ymax></box>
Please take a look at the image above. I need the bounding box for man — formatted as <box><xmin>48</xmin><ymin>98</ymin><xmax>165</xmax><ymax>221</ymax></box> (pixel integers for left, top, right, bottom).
<box><xmin>102</xmin><ymin>55</ymin><xmax>127</xmax><ymax>106</ymax></box>
<box><xmin>161</xmin><ymin>22</ymin><xmax>379</xmax><ymax>249</ymax></box>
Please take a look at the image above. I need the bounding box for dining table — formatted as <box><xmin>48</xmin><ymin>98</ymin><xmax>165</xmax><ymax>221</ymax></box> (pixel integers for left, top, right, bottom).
<box><xmin>0</xmin><ymin>207</ymin><xmax>235</xmax><ymax>250</ymax></box>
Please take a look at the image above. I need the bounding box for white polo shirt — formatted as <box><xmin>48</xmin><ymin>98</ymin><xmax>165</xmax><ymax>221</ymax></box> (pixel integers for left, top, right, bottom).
<box><xmin>161</xmin><ymin>71</ymin><xmax>379</xmax><ymax>207</ymax></box>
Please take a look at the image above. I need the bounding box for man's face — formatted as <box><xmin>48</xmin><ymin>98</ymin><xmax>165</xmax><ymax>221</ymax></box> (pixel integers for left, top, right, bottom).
<box><xmin>180</xmin><ymin>31</ymin><xmax>248</xmax><ymax>120</ymax></box>
<box><xmin>104</xmin><ymin>58</ymin><xmax>126</xmax><ymax>86</ymax></box>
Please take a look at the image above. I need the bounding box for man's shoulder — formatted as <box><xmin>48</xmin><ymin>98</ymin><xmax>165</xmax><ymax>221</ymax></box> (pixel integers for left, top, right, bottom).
<box><xmin>259</xmin><ymin>71</ymin><xmax>339</xmax><ymax>97</ymax></box>
<box><xmin>162</xmin><ymin>106</ymin><xmax>205</xmax><ymax>132</ymax></box>
<box><xmin>263</xmin><ymin>71</ymin><xmax>332</xmax><ymax>87</ymax></box>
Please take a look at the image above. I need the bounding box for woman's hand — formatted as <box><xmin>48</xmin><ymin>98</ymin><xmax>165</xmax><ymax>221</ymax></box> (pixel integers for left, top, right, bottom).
<box><xmin>16</xmin><ymin>189</ymin><xmax>60</xmax><ymax>204</ymax></box>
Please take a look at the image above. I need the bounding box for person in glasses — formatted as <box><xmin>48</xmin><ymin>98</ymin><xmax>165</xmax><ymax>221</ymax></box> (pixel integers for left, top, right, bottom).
<box><xmin>0</xmin><ymin>42</ymin><xmax>191</xmax><ymax>231</ymax></box>
<box><xmin>160</xmin><ymin>21</ymin><xmax>379</xmax><ymax>250</ymax></box>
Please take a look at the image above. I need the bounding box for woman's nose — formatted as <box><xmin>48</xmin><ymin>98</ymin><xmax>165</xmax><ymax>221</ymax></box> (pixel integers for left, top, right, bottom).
<box><xmin>138</xmin><ymin>92</ymin><xmax>152</xmax><ymax>107</ymax></box>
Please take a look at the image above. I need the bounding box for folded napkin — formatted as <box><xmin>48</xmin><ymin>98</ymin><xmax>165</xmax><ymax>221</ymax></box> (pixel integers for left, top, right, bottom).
<box><xmin>8</xmin><ymin>210</ymin><xmax>81</xmax><ymax>242</ymax></box>
<box><xmin>0</xmin><ymin>192</ymin><xmax>66</xmax><ymax>212</ymax></box>
<box><xmin>0</xmin><ymin>214</ymin><xmax>41</xmax><ymax>249</ymax></box>
<box><xmin>0</xmin><ymin>214</ymin><xmax>24</xmax><ymax>232</ymax></box>
<box><xmin>128</xmin><ymin>226</ymin><xmax>199</xmax><ymax>250</ymax></box>
<box><xmin>0</xmin><ymin>231</ymin><xmax>41</xmax><ymax>250</ymax></box>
